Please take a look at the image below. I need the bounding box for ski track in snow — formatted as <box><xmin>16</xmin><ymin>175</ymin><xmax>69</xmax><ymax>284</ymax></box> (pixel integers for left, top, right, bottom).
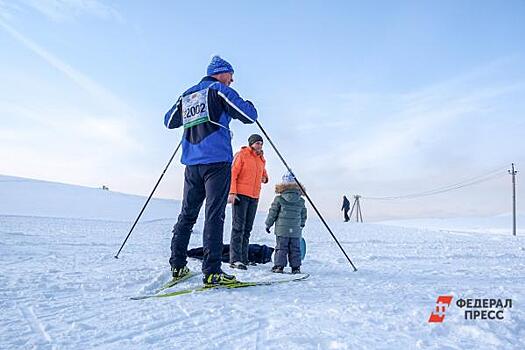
<box><xmin>18</xmin><ymin>304</ymin><xmax>52</xmax><ymax>343</ymax></box>
<box><xmin>1</xmin><ymin>213</ymin><xmax>524</xmax><ymax>349</ymax></box>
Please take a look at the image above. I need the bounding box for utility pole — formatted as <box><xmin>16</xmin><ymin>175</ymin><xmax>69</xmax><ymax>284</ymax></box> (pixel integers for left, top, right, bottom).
<box><xmin>508</xmin><ymin>163</ymin><xmax>518</xmax><ymax>236</ymax></box>
<box><xmin>349</xmin><ymin>195</ymin><xmax>363</xmax><ymax>222</ymax></box>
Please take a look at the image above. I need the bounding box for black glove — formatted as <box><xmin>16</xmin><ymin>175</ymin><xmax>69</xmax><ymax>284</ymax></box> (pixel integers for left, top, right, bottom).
<box><xmin>265</xmin><ymin>227</ymin><xmax>271</xmax><ymax>234</ymax></box>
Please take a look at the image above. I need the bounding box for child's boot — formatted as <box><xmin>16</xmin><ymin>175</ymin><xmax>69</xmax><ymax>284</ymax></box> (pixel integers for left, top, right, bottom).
<box><xmin>271</xmin><ymin>265</ymin><xmax>284</xmax><ymax>273</ymax></box>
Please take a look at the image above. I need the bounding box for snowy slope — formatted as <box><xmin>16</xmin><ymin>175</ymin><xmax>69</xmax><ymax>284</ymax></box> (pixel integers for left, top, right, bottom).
<box><xmin>0</xmin><ymin>174</ymin><xmax>180</xmax><ymax>221</ymax></box>
<box><xmin>380</xmin><ymin>213</ymin><xmax>525</xmax><ymax>236</ymax></box>
<box><xmin>1</xmin><ymin>176</ymin><xmax>524</xmax><ymax>349</ymax></box>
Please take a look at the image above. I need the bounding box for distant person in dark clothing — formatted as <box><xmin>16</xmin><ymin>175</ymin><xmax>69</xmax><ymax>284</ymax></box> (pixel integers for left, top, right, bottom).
<box><xmin>342</xmin><ymin>195</ymin><xmax>350</xmax><ymax>222</ymax></box>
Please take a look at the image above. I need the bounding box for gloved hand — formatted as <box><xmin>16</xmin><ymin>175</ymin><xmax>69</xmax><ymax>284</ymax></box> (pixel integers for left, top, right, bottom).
<box><xmin>265</xmin><ymin>227</ymin><xmax>271</xmax><ymax>234</ymax></box>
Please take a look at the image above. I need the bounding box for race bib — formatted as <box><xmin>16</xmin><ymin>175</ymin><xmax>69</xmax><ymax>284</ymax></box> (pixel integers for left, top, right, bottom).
<box><xmin>182</xmin><ymin>88</ymin><xmax>210</xmax><ymax>128</ymax></box>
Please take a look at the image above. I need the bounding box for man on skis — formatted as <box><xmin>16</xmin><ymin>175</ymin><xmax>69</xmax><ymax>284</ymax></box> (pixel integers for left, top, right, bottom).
<box><xmin>164</xmin><ymin>55</ymin><xmax>258</xmax><ymax>286</ymax></box>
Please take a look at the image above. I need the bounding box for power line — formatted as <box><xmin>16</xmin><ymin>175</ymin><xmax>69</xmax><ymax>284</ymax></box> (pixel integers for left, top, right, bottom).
<box><xmin>364</xmin><ymin>172</ymin><xmax>506</xmax><ymax>200</ymax></box>
<box><xmin>363</xmin><ymin>165</ymin><xmax>509</xmax><ymax>201</ymax></box>
<box><xmin>405</xmin><ymin>164</ymin><xmax>508</xmax><ymax>194</ymax></box>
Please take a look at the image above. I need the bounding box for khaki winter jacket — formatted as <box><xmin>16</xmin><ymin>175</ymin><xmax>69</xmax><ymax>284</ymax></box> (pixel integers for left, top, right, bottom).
<box><xmin>265</xmin><ymin>183</ymin><xmax>307</xmax><ymax>238</ymax></box>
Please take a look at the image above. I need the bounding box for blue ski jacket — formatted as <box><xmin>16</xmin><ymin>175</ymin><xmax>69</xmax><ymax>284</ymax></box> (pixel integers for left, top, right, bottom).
<box><xmin>164</xmin><ymin>76</ymin><xmax>258</xmax><ymax>165</ymax></box>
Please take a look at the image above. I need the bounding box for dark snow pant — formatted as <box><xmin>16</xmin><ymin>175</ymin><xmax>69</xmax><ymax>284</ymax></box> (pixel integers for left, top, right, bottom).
<box><xmin>273</xmin><ymin>236</ymin><xmax>301</xmax><ymax>268</ymax></box>
<box><xmin>343</xmin><ymin>208</ymin><xmax>350</xmax><ymax>222</ymax></box>
<box><xmin>169</xmin><ymin>162</ymin><xmax>231</xmax><ymax>276</ymax></box>
<box><xmin>230</xmin><ymin>194</ymin><xmax>259</xmax><ymax>264</ymax></box>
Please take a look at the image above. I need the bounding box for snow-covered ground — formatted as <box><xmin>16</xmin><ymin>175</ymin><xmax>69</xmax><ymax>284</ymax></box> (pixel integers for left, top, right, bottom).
<box><xmin>380</xmin><ymin>214</ymin><xmax>525</xmax><ymax>236</ymax></box>
<box><xmin>1</xmin><ymin>175</ymin><xmax>524</xmax><ymax>349</ymax></box>
<box><xmin>0</xmin><ymin>174</ymin><xmax>180</xmax><ymax>221</ymax></box>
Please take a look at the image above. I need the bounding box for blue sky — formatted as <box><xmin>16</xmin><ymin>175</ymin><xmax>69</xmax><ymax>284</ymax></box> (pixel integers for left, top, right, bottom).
<box><xmin>1</xmin><ymin>1</ymin><xmax>524</xmax><ymax>220</ymax></box>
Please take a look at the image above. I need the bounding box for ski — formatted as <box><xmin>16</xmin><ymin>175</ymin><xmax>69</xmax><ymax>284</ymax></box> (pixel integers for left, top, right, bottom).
<box><xmin>131</xmin><ymin>273</ymin><xmax>310</xmax><ymax>300</ymax></box>
<box><xmin>155</xmin><ymin>271</ymin><xmax>199</xmax><ymax>293</ymax></box>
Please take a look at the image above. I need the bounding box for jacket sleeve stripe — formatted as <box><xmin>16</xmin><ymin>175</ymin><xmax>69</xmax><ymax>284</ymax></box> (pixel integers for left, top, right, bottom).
<box><xmin>164</xmin><ymin>97</ymin><xmax>182</xmax><ymax>129</ymax></box>
<box><xmin>217</xmin><ymin>90</ymin><xmax>255</xmax><ymax>123</ymax></box>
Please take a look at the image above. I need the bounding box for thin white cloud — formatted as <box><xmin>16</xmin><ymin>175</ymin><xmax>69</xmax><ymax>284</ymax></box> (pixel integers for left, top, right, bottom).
<box><xmin>0</xmin><ymin>18</ymin><xmax>143</xmax><ymax>183</ymax></box>
<box><xmin>0</xmin><ymin>19</ymin><xmax>132</xmax><ymax>116</ymax></box>
<box><xmin>16</xmin><ymin>0</ymin><xmax>123</xmax><ymax>23</ymax></box>
<box><xmin>330</xmin><ymin>63</ymin><xmax>521</xmax><ymax>166</ymax></box>
<box><xmin>0</xmin><ymin>99</ymin><xmax>140</xmax><ymax>152</ymax></box>
<box><xmin>0</xmin><ymin>1</ymin><xmax>12</xmax><ymax>20</ymax></box>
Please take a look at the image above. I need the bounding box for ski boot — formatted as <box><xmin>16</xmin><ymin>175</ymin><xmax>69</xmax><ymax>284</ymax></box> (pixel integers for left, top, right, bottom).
<box><xmin>203</xmin><ymin>271</ymin><xmax>238</xmax><ymax>286</ymax></box>
<box><xmin>229</xmin><ymin>261</ymin><xmax>247</xmax><ymax>270</ymax></box>
<box><xmin>291</xmin><ymin>267</ymin><xmax>301</xmax><ymax>274</ymax></box>
<box><xmin>172</xmin><ymin>265</ymin><xmax>191</xmax><ymax>279</ymax></box>
<box><xmin>271</xmin><ymin>265</ymin><xmax>284</xmax><ymax>273</ymax></box>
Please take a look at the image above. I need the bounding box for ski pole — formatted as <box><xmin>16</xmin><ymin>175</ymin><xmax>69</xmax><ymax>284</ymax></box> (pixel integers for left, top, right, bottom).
<box><xmin>255</xmin><ymin>120</ymin><xmax>358</xmax><ymax>271</ymax></box>
<box><xmin>114</xmin><ymin>141</ymin><xmax>182</xmax><ymax>259</ymax></box>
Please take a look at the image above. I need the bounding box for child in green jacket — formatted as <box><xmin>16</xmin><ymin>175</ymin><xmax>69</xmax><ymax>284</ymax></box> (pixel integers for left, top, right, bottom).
<box><xmin>265</xmin><ymin>172</ymin><xmax>307</xmax><ymax>273</ymax></box>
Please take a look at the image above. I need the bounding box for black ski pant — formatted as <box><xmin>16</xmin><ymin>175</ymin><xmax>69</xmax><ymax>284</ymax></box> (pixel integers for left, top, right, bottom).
<box><xmin>273</xmin><ymin>236</ymin><xmax>301</xmax><ymax>269</ymax></box>
<box><xmin>230</xmin><ymin>194</ymin><xmax>259</xmax><ymax>264</ymax></box>
<box><xmin>343</xmin><ymin>208</ymin><xmax>350</xmax><ymax>222</ymax></box>
<box><xmin>169</xmin><ymin>162</ymin><xmax>230</xmax><ymax>276</ymax></box>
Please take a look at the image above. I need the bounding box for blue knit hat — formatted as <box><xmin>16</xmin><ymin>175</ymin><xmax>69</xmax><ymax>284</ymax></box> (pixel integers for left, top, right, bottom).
<box><xmin>207</xmin><ymin>55</ymin><xmax>234</xmax><ymax>76</ymax></box>
<box><xmin>281</xmin><ymin>171</ymin><xmax>296</xmax><ymax>184</ymax></box>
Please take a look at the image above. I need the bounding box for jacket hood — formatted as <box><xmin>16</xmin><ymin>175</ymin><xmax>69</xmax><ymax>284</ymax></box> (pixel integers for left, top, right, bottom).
<box><xmin>275</xmin><ymin>183</ymin><xmax>305</xmax><ymax>202</ymax></box>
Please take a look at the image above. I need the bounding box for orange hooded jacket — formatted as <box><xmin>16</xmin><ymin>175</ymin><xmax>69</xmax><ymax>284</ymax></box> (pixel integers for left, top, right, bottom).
<box><xmin>230</xmin><ymin>146</ymin><xmax>268</xmax><ymax>199</ymax></box>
